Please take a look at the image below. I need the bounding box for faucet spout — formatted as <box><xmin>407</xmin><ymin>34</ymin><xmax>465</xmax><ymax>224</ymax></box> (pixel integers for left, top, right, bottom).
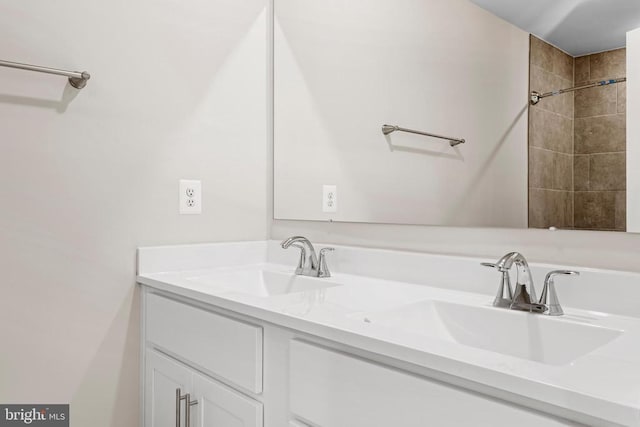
<box><xmin>495</xmin><ymin>252</ymin><xmax>545</xmax><ymax>313</ymax></box>
<box><xmin>280</xmin><ymin>236</ymin><xmax>319</xmax><ymax>274</ymax></box>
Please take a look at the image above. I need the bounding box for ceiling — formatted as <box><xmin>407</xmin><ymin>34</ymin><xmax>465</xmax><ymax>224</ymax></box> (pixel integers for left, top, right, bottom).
<box><xmin>469</xmin><ymin>0</ymin><xmax>640</xmax><ymax>56</ymax></box>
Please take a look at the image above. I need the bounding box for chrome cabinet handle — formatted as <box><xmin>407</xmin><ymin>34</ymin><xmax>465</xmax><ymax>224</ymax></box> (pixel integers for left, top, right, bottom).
<box><xmin>175</xmin><ymin>388</ymin><xmax>198</xmax><ymax>427</ymax></box>
<box><xmin>176</xmin><ymin>388</ymin><xmax>182</xmax><ymax>427</ymax></box>
<box><xmin>186</xmin><ymin>393</ymin><xmax>198</xmax><ymax>426</ymax></box>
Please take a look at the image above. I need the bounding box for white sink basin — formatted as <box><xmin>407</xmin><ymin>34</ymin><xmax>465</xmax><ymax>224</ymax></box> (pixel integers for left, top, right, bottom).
<box><xmin>353</xmin><ymin>300</ymin><xmax>623</xmax><ymax>365</ymax></box>
<box><xmin>187</xmin><ymin>268</ymin><xmax>341</xmax><ymax>297</ymax></box>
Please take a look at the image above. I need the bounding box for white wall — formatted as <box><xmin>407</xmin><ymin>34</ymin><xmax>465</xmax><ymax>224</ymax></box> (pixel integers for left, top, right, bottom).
<box><xmin>0</xmin><ymin>0</ymin><xmax>268</xmax><ymax>425</ymax></box>
<box><xmin>273</xmin><ymin>0</ymin><xmax>529</xmax><ymax>228</ymax></box>
<box><xmin>628</xmin><ymin>27</ymin><xmax>640</xmax><ymax>232</ymax></box>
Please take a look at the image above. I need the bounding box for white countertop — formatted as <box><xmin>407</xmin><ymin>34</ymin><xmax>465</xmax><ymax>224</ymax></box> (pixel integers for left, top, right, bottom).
<box><xmin>137</xmin><ymin>241</ymin><xmax>640</xmax><ymax>426</ymax></box>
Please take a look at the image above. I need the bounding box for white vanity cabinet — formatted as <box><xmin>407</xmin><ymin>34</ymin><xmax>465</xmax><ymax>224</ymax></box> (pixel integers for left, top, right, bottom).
<box><xmin>143</xmin><ymin>292</ymin><xmax>264</xmax><ymax>427</ymax></box>
<box><xmin>138</xmin><ymin>241</ymin><xmax>640</xmax><ymax>426</ymax></box>
<box><xmin>142</xmin><ymin>288</ymin><xmax>585</xmax><ymax>427</ymax></box>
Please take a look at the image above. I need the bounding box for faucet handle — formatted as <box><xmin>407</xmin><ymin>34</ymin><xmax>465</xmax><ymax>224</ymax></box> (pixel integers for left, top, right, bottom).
<box><xmin>318</xmin><ymin>247</ymin><xmax>335</xmax><ymax>278</ymax></box>
<box><xmin>481</xmin><ymin>262</ymin><xmax>508</xmax><ymax>272</ymax></box>
<box><xmin>539</xmin><ymin>270</ymin><xmax>580</xmax><ymax>316</ymax></box>
<box><xmin>290</xmin><ymin>243</ymin><xmax>307</xmax><ymax>274</ymax></box>
<box><xmin>481</xmin><ymin>262</ymin><xmax>513</xmax><ymax>307</ymax></box>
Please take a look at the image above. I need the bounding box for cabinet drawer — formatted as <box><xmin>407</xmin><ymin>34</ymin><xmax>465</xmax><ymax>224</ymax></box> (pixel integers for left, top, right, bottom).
<box><xmin>289</xmin><ymin>340</ymin><xmax>575</xmax><ymax>427</ymax></box>
<box><xmin>146</xmin><ymin>293</ymin><xmax>263</xmax><ymax>393</ymax></box>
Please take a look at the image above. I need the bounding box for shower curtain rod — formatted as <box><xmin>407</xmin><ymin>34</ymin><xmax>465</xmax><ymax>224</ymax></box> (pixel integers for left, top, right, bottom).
<box><xmin>530</xmin><ymin>77</ymin><xmax>625</xmax><ymax>105</ymax></box>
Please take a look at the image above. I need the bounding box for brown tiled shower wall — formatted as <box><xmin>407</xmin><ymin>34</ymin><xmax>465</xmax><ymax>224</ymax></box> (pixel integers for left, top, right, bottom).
<box><xmin>528</xmin><ymin>36</ymin><xmax>627</xmax><ymax>231</ymax></box>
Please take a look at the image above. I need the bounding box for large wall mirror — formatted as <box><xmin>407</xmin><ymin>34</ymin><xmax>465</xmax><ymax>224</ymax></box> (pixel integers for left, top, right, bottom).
<box><xmin>273</xmin><ymin>0</ymin><xmax>640</xmax><ymax>232</ymax></box>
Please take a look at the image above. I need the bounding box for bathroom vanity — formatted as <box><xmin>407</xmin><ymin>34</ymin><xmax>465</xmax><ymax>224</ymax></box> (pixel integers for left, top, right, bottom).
<box><xmin>137</xmin><ymin>241</ymin><xmax>640</xmax><ymax>427</ymax></box>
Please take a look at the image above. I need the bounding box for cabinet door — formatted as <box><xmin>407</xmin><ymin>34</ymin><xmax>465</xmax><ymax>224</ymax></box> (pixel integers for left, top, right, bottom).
<box><xmin>193</xmin><ymin>373</ymin><xmax>263</xmax><ymax>427</ymax></box>
<box><xmin>145</xmin><ymin>350</ymin><xmax>193</xmax><ymax>427</ymax></box>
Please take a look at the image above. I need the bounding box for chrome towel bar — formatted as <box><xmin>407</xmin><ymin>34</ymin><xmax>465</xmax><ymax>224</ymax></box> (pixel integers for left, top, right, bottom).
<box><xmin>382</xmin><ymin>124</ymin><xmax>465</xmax><ymax>147</ymax></box>
<box><xmin>0</xmin><ymin>59</ymin><xmax>91</xmax><ymax>89</ymax></box>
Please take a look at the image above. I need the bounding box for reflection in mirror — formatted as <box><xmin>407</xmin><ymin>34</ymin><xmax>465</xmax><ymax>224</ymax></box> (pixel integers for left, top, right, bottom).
<box><xmin>273</xmin><ymin>0</ymin><xmax>640</xmax><ymax>231</ymax></box>
<box><xmin>528</xmin><ymin>36</ymin><xmax>627</xmax><ymax>231</ymax></box>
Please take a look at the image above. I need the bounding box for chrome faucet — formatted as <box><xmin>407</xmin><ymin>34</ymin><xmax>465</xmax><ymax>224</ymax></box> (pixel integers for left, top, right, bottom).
<box><xmin>482</xmin><ymin>252</ymin><xmax>579</xmax><ymax>315</ymax></box>
<box><xmin>281</xmin><ymin>236</ymin><xmax>334</xmax><ymax>278</ymax></box>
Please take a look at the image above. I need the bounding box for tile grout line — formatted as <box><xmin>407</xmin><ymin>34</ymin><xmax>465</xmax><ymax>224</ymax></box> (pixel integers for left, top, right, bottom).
<box><xmin>575</xmin><ymin>110</ymin><xmax>625</xmax><ymax>119</ymax></box>
<box><xmin>530</xmin><ymin>63</ymin><xmax>574</xmax><ymax>84</ymax></box>
<box><xmin>575</xmin><ymin>151</ymin><xmax>626</xmax><ymax>156</ymax></box>
<box><xmin>530</xmin><ymin>146</ymin><xmax>573</xmax><ymax>155</ymax></box>
<box><xmin>532</xmin><ymin>105</ymin><xmax>574</xmax><ymax>120</ymax></box>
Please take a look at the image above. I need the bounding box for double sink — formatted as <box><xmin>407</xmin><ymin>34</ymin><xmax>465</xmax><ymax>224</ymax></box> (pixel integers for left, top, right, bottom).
<box><xmin>187</xmin><ymin>266</ymin><xmax>623</xmax><ymax>367</ymax></box>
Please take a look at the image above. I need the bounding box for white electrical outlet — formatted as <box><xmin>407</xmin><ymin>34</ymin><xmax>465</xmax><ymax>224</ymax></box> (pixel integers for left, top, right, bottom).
<box><xmin>322</xmin><ymin>185</ymin><xmax>337</xmax><ymax>213</ymax></box>
<box><xmin>179</xmin><ymin>179</ymin><xmax>202</xmax><ymax>215</ymax></box>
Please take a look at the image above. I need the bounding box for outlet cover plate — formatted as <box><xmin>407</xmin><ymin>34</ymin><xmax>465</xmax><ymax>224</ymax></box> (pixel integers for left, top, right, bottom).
<box><xmin>322</xmin><ymin>184</ymin><xmax>337</xmax><ymax>213</ymax></box>
<box><xmin>180</xmin><ymin>179</ymin><xmax>202</xmax><ymax>215</ymax></box>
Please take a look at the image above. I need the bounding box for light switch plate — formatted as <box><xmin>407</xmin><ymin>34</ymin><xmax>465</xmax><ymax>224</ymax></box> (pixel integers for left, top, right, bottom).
<box><xmin>179</xmin><ymin>179</ymin><xmax>202</xmax><ymax>215</ymax></box>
